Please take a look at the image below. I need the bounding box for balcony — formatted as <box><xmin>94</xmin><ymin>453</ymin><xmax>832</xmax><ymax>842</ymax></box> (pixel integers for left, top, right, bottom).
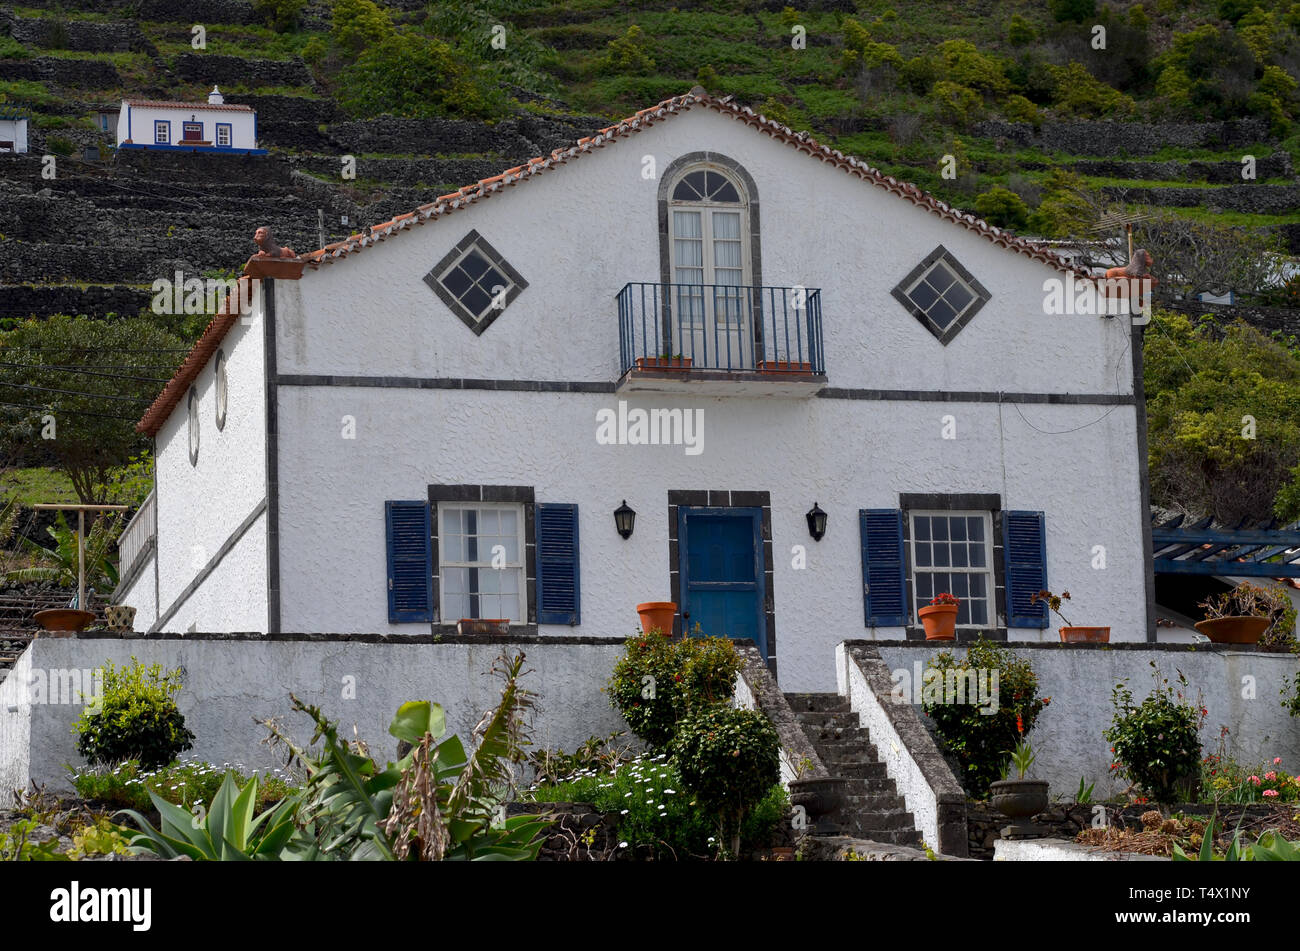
<box><xmin>116</xmin><ymin>490</ymin><xmax>156</xmax><ymax>592</ymax></box>
<box><xmin>616</xmin><ymin>283</ymin><xmax>826</xmax><ymax>396</ymax></box>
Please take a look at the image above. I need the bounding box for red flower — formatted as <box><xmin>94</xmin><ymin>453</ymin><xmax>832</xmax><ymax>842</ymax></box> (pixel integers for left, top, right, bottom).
<box><xmin>1016</xmin><ymin>714</ymin><xmax>1024</xmax><ymax>735</ymax></box>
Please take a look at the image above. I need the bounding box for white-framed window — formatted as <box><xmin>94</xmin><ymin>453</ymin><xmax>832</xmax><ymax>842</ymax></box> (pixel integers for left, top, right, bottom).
<box><xmin>668</xmin><ymin>165</ymin><xmax>749</xmax><ymax>326</ymax></box>
<box><xmin>891</xmin><ymin>246</ymin><xmax>992</xmax><ymax>345</ymax></box>
<box><xmin>216</xmin><ymin>123</ymin><xmax>231</xmax><ymax>147</ymax></box>
<box><xmin>425</xmin><ymin>230</ymin><xmax>529</xmax><ymax>336</ymax></box>
<box><xmin>154</xmin><ymin>120</ymin><xmax>169</xmax><ymax>144</ymax></box>
<box><xmin>909</xmin><ymin>510</ymin><xmax>994</xmax><ymax>626</ymax></box>
<box><xmin>437</xmin><ymin>502</ymin><xmax>525</xmax><ymax>623</ymax></box>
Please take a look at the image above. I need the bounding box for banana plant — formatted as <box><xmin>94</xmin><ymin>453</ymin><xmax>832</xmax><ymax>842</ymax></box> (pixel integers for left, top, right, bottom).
<box><xmin>6</xmin><ymin>510</ymin><xmax>121</xmax><ymax>593</ymax></box>
<box><xmin>118</xmin><ymin>772</ymin><xmax>297</xmax><ymax>860</ymax></box>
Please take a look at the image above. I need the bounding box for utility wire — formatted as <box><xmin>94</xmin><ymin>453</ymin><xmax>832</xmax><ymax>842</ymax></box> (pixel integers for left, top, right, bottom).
<box><xmin>0</xmin><ymin>381</ymin><xmax>152</xmax><ymax>403</ymax></box>
<box><xmin>0</xmin><ymin>362</ymin><xmax>173</xmax><ymax>383</ymax></box>
<box><xmin>0</xmin><ymin>399</ymin><xmax>139</xmax><ymax>422</ymax></box>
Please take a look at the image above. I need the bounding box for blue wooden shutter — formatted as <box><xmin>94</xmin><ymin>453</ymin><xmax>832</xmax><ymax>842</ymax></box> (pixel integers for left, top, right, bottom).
<box><xmin>1003</xmin><ymin>510</ymin><xmax>1048</xmax><ymax>628</ymax></box>
<box><xmin>386</xmin><ymin>501</ymin><xmax>432</xmax><ymax>623</ymax></box>
<box><xmin>537</xmin><ymin>503</ymin><xmax>580</xmax><ymax>625</ymax></box>
<box><xmin>860</xmin><ymin>509</ymin><xmax>907</xmax><ymax>627</ymax></box>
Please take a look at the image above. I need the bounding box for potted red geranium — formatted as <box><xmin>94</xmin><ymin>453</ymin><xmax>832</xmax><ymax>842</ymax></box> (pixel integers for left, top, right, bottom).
<box><xmin>918</xmin><ymin>593</ymin><xmax>959</xmax><ymax>641</ymax></box>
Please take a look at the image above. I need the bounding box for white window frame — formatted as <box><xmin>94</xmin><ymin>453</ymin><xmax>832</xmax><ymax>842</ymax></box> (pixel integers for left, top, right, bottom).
<box><xmin>215</xmin><ymin>123</ymin><xmax>231</xmax><ymax>147</ymax></box>
<box><xmin>908</xmin><ymin>510</ymin><xmax>995</xmax><ymax>628</ymax></box>
<box><xmin>437</xmin><ymin>246</ymin><xmax>517</xmax><ymax>324</ymax></box>
<box><xmin>436</xmin><ymin>502</ymin><xmax>526</xmax><ymax>624</ymax></box>
<box><xmin>154</xmin><ymin>120</ymin><xmax>169</xmax><ymax>144</ymax></box>
<box><xmin>668</xmin><ymin>165</ymin><xmax>751</xmax><ymax>327</ymax></box>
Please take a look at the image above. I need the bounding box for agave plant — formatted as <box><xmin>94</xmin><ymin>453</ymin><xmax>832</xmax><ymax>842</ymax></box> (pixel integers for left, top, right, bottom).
<box><xmin>6</xmin><ymin>510</ymin><xmax>122</xmax><ymax>594</ymax></box>
<box><xmin>1172</xmin><ymin>810</ymin><xmax>1300</xmax><ymax>861</ymax></box>
<box><xmin>118</xmin><ymin>772</ymin><xmax>297</xmax><ymax>861</ymax></box>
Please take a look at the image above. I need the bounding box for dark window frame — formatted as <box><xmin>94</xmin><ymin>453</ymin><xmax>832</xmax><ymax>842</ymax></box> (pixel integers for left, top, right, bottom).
<box><xmin>214</xmin><ymin>348</ymin><xmax>227</xmax><ymax>431</ymax></box>
<box><xmin>428</xmin><ymin>484</ymin><xmax>536</xmax><ymax>635</ymax></box>
<box><xmin>186</xmin><ymin>386</ymin><xmax>199</xmax><ymax>466</ymax></box>
<box><xmin>424</xmin><ymin>230</ymin><xmax>529</xmax><ymax>336</ymax></box>
<box><xmin>900</xmin><ymin>492</ymin><xmax>1007</xmax><ymax>642</ymax></box>
<box><xmin>891</xmin><ymin>245</ymin><xmax>992</xmax><ymax>346</ymax></box>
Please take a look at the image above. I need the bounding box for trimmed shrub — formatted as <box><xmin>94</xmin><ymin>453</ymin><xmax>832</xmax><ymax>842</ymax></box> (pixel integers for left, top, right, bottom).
<box><xmin>922</xmin><ymin>637</ymin><xmax>1051</xmax><ymax>798</ymax></box>
<box><xmin>671</xmin><ymin>705</ymin><xmax>780</xmax><ymax>855</ymax></box>
<box><xmin>1104</xmin><ymin>663</ymin><xmax>1204</xmax><ymax>805</ymax></box>
<box><xmin>73</xmin><ymin>660</ymin><xmax>195</xmax><ymax>770</ymax></box>
<box><xmin>607</xmin><ymin>631</ymin><xmax>743</xmax><ymax>748</ymax></box>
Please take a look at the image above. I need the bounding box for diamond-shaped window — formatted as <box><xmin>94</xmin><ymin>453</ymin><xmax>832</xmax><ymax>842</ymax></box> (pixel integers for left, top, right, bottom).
<box><xmin>424</xmin><ymin>230</ymin><xmax>528</xmax><ymax>335</ymax></box>
<box><xmin>891</xmin><ymin>246</ymin><xmax>991</xmax><ymax>345</ymax></box>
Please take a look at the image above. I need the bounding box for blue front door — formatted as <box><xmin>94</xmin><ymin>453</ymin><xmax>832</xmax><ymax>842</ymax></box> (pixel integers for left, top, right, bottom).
<box><xmin>678</xmin><ymin>506</ymin><xmax>766</xmax><ymax>658</ymax></box>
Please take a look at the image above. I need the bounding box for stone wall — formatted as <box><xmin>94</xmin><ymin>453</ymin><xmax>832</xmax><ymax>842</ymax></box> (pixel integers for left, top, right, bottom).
<box><xmin>172</xmin><ymin>52</ymin><xmax>314</xmax><ymax>89</ymax></box>
<box><xmin>0</xmin><ymin>11</ymin><xmax>155</xmax><ymax>55</ymax></box>
<box><xmin>1070</xmin><ymin>153</ymin><xmax>1294</xmax><ymax>183</ymax></box>
<box><xmin>974</xmin><ymin>118</ymin><xmax>1270</xmax><ymax>156</ymax></box>
<box><xmin>1163</xmin><ymin>298</ymin><xmax>1300</xmax><ymax>337</ymax></box>
<box><xmin>1101</xmin><ymin>184</ymin><xmax>1300</xmax><ymax>215</ymax></box>
<box><xmin>0</xmin><ymin>55</ymin><xmax>119</xmax><ymax>87</ymax></box>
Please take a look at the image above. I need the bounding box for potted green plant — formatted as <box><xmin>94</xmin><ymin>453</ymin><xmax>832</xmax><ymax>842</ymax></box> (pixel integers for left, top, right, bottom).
<box><xmin>918</xmin><ymin>592</ymin><xmax>959</xmax><ymax>641</ymax></box>
<box><xmin>635</xmin><ymin>351</ymin><xmax>692</xmax><ymax>370</ymax></box>
<box><xmin>1032</xmin><ymin>589</ymin><xmax>1109</xmax><ymax>643</ymax></box>
<box><xmin>1195</xmin><ymin>582</ymin><xmax>1288</xmax><ymax>645</ymax></box>
<box><xmin>989</xmin><ymin>736</ymin><xmax>1048</xmax><ymax>821</ymax></box>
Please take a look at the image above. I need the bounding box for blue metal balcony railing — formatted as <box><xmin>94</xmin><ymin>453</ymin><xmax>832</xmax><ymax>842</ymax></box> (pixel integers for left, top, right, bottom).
<box><xmin>617</xmin><ymin>282</ymin><xmax>824</xmax><ymax>375</ymax></box>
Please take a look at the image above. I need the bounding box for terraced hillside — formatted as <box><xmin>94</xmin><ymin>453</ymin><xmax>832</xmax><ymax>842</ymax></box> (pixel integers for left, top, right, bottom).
<box><xmin>0</xmin><ymin>0</ymin><xmax>1298</xmax><ymax>324</ymax></box>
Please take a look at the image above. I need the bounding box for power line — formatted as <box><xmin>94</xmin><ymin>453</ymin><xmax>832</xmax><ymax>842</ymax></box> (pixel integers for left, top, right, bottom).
<box><xmin>0</xmin><ymin>346</ymin><xmax>193</xmax><ymax>353</ymax></box>
<box><xmin>0</xmin><ymin>399</ymin><xmax>139</xmax><ymax>422</ymax></box>
<box><xmin>0</xmin><ymin>362</ymin><xmax>173</xmax><ymax>383</ymax></box>
<box><xmin>0</xmin><ymin>381</ymin><xmax>152</xmax><ymax>403</ymax></box>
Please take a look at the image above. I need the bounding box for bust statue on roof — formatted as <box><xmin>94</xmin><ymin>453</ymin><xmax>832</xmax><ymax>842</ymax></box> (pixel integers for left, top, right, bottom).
<box><xmin>252</xmin><ymin>226</ymin><xmax>296</xmax><ymax>260</ymax></box>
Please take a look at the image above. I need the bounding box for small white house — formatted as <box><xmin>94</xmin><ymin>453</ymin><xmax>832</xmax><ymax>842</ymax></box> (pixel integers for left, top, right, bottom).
<box><xmin>0</xmin><ymin>110</ymin><xmax>28</xmax><ymax>153</ymax></box>
<box><xmin>116</xmin><ymin>89</ymin><xmax>1155</xmax><ymax>692</ymax></box>
<box><xmin>116</xmin><ymin>87</ymin><xmax>264</xmax><ymax>154</ymax></box>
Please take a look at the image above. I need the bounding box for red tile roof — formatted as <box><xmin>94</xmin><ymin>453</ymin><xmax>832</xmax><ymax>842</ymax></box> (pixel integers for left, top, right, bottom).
<box><xmin>138</xmin><ymin>89</ymin><xmax>1092</xmax><ymax>437</ymax></box>
<box><xmin>302</xmin><ymin>89</ymin><xmax>1089</xmax><ymax>279</ymax></box>
<box><xmin>136</xmin><ymin>279</ymin><xmax>248</xmax><ymax>436</ymax></box>
<box><xmin>124</xmin><ymin>100</ymin><xmax>254</xmax><ymax>112</ymax></box>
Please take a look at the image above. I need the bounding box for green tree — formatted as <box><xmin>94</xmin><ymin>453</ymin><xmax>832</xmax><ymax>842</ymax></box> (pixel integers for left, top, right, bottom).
<box><xmin>1049</xmin><ymin>0</ymin><xmax>1096</xmax><ymax>22</ymax></box>
<box><xmin>933</xmin><ymin>39</ymin><xmax>1008</xmax><ymax>96</ymax></box>
<box><xmin>974</xmin><ymin>186</ymin><xmax>1030</xmax><ymax>230</ymax></box>
<box><xmin>330</xmin><ymin>0</ymin><xmax>393</xmax><ymax>56</ymax></box>
<box><xmin>1027</xmin><ymin>168</ymin><xmax>1094</xmax><ymax>237</ymax></box>
<box><xmin>252</xmin><ymin>0</ymin><xmax>305</xmax><ymax>33</ymax></box>
<box><xmin>1145</xmin><ymin>312</ymin><xmax>1300</xmax><ymax>524</ymax></box>
<box><xmin>599</xmin><ymin>25</ymin><xmax>655</xmax><ymax>76</ymax></box>
<box><xmin>1049</xmin><ymin>61</ymin><xmax>1136</xmax><ymax>117</ymax></box>
<box><xmin>0</xmin><ymin>316</ymin><xmax>185</xmax><ymax>503</ymax></box>
<box><xmin>337</xmin><ymin>32</ymin><xmax>503</xmax><ymax>120</ymax></box>
<box><xmin>1008</xmin><ymin>13</ymin><xmax>1036</xmax><ymax>46</ymax></box>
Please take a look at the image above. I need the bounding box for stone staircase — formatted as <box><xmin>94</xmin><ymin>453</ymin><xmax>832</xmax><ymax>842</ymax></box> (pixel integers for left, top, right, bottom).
<box><xmin>785</xmin><ymin>692</ymin><xmax>923</xmax><ymax>848</ymax></box>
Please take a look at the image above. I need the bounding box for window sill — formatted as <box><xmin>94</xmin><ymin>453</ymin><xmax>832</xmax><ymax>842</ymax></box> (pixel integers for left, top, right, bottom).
<box><xmin>433</xmin><ymin>622</ymin><xmax>538</xmax><ymax>637</ymax></box>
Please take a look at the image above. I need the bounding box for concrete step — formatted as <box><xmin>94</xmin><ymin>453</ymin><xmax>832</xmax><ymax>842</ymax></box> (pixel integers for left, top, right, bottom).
<box><xmin>842</xmin><ymin>793</ymin><xmax>907</xmax><ymax>813</ymax></box>
<box><xmin>812</xmin><ymin>737</ymin><xmax>877</xmax><ymax>760</ymax></box>
<box><xmin>844</xmin><ymin>808</ymin><xmax>917</xmax><ymax>832</ymax></box>
<box><xmin>827</xmin><ymin>764</ymin><xmax>893</xmax><ymax>786</ymax></box>
<box><xmin>784</xmin><ymin>692</ymin><xmax>849</xmax><ymax>713</ymax></box>
<box><xmin>793</xmin><ymin>710</ymin><xmax>860</xmax><ymax>730</ymax></box>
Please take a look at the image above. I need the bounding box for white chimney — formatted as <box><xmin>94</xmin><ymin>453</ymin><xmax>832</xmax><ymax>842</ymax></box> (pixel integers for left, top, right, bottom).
<box><xmin>208</xmin><ymin>86</ymin><xmax>224</xmax><ymax>105</ymax></box>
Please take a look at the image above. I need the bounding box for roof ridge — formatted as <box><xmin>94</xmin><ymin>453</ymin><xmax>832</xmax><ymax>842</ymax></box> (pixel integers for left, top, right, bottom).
<box><xmin>300</xmin><ymin>89</ymin><xmax>1084</xmax><ymax>277</ymax></box>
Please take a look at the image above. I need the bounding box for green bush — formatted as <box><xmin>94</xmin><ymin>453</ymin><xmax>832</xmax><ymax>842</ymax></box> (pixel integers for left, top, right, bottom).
<box><xmin>252</xmin><ymin>0</ymin><xmax>305</xmax><ymax>32</ymax></box>
<box><xmin>337</xmin><ymin>32</ymin><xmax>503</xmax><ymax>120</ymax></box>
<box><xmin>607</xmin><ymin>630</ymin><xmax>742</xmax><ymax>748</ymax></box>
<box><xmin>1007</xmin><ymin>13</ymin><xmax>1035</xmax><ymax>46</ymax></box>
<box><xmin>72</xmin><ymin>758</ymin><xmax>296</xmax><ymax>813</ymax></box>
<box><xmin>1049</xmin><ymin>62</ymin><xmax>1136</xmax><ymax>117</ymax></box>
<box><xmin>671</xmin><ymin>705</ymin><xmax>780</xmax><ymax>855</ymax></box>
<box><xmin>1049</xmin><ymin>0</ymin><xmax>1096</xmax><ymax>22</ymax></box>
<box><xmin>931</xmin><ymin>81</ymin><xmax>982</xmax><ymax>124</ymax></box>
<box><xmin>608</xmin><ymin>631</ymin><xmax>743</xmax><ymax>748</ymax></box>
<box><xmin>1104</xmin><ymin>663</ymin><xmax>1203</xmax><ymax>805</ymax></box>
<box><xmin>330</xmin><ymin>0</ymin><xmax>393</xmax><ymax>56</ymax></box>
<box><xmin>1002</xmin><ymin>93</ymin><xmax>1041</xmax><ymax>126</ymax></box>
<box><xmin>73</xmin><ymin>660</ymin><xmax>194</xmax><ymax>770</ymax></box>
<box><xmin>974</xmin><ymin>185</ymin><xmax>1030</xmax><ymax>229</ymax></box>
<box><xmin>922</xmin><ymin>637</ymin><xmax>1051</xmax><ymax>799</ymax></box>
<box><xmin>598</xmin><ymin>25</ymin><xmax>655</xmax><ymax>76</ymax></box>
<box><xmin>300</xmin><ymin>35</ymin><xmax>326</xmax><ymax>66</ymax></box>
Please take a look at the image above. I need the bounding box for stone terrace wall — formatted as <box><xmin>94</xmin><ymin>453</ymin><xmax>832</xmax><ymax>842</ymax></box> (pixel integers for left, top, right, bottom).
<box><xmin>974</xmin><ymin>118</ymin><xmax>1271</xmax><ymax>156</ymax></box>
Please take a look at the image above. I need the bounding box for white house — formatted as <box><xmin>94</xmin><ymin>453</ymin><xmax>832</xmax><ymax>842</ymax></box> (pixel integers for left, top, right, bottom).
<box><xmin>116</xmin><ymin>87</ymin><xmax>265</xmax><ymax>154</ymax></box>
<box><xmin>115</xmin><ymin>90</ymin><xmax>1154</xmax><ymax>692</ymax></box>
<box><xmin>0</xmin><ymin>110</ymin><xmax>28</xmax><ymax>153</ymax></box>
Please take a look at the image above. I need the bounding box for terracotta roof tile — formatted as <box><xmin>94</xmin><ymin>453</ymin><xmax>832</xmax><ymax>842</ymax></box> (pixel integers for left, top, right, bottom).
<box><xmin>124</xmin><ymin>99</ymin><xmax>254</xmax><ymax>112</ymax></box>
<box><xmin>299</xmin><ymin>90</ymin><xmax>1089</xmax><ymax>278</ymax></box>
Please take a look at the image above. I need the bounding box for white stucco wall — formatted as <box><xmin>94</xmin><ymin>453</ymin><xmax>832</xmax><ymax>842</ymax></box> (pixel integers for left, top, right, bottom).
<box><xmin>117</xmin><ymin>102</ymin><xmax>256</xmax><ymax>148</ymax></box>
<box><xmin>144</xmin><ymin>290</ymin><xmax>267</xmax><ymax>632</ymax></box>
<box><xmin>0</xmin><ymin>118</ymin><xmax>28</xmax><ymax>153</ymax></box>
<box><xmin>275</xmin><ymin>384</ymin><xmax>1145</xmax><ymax>692</ymax></box>
<box><xmin>0</xmin><ymin>635</ymin><xmax>631</xmax><ymax>793</ymax></box>
<box><xmin>116</xmin><ymin>551</ymin><xmax>157</xmax><ymax>632</ymax></box>
<box><xmin>876</xmin><ymin>644</ymin><xmax>1300</xmax><ymax>797</ymax></box>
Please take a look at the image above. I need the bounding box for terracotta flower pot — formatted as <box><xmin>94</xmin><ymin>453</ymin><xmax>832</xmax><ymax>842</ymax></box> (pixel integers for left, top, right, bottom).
<box><xmin>1059</xmin><ymin>626</ymin><xmax>1110</xmax><ymax>643</ymax></box>
<box><xmin>989</xmin><ymin>779</ymin><xmax>1049</xmax><ymax>820</ymax></box>
<box><xmin>756</xmin><ymin>360</ymin><xmax>813</xmax><ymax>373</ymax></box>
<box><xmin>635</xmin><ymin>356</ymin><xmax>692</xmax><ymax>370</ymax></box>
<box><xmin>34</xmin><ymin>609</ymin><xmax>95</xmax><ymax>635</ymax></box>
<box><xmin>636</xmin><ymin>601</ymin><xmax>677</xmax><ymax>636</ymax></box>
<box><xmin>918</xmin><ymin>603</ymin><xmax>958</xmax><ymax>641</ymax></box>
<box><xmin>456</xmin><ymin>618</ymin><xmax>510</xmax><ymax>635</ymax></box>
<box><xmin>1194</xmin><ymin>616</ymin><xmax>1271</xmax><ymax>644</ymax></box>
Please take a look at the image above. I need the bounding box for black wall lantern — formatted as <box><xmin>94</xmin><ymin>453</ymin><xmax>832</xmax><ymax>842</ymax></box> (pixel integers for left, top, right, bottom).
<box><xmin>806</xmin><ymin>502</ymin><xmax>827</xmax><ymax>541</ymax></box>
<box><xmin>614</xmin><ymin>500</ymin><xmax>636</xmax><ymax>539</ymax></box>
